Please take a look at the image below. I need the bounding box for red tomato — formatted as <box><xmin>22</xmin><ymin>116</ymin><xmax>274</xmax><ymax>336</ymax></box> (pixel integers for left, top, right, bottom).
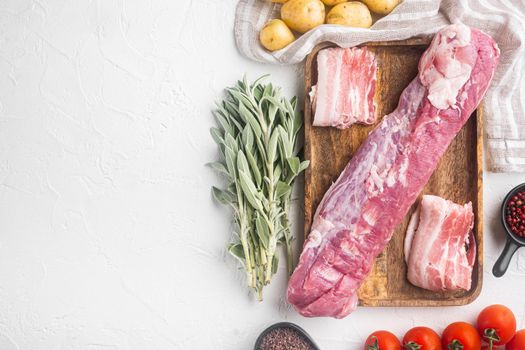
<box><xmin>403</xmin><ymin>327</ymin><xmax>442</xmax><ymax>350</ymax></box>
<box><xmin>441</xmin><ymin>322</ymin><xmax>481</xmax><ymax>350</ymax></box>
<box><xmin>477</xmin><ymin>304</ymin><xmax>516</xmax><ymax>346</ymax></box>
<box><xmin>365</xmin><ymin>330</ymin><xmax>401</xmax><ymax>350</ymax></box>
<box><xmin>507</xmin><ymin>329</ymin><xmax>525</xmax><ymax>350</ymax></box>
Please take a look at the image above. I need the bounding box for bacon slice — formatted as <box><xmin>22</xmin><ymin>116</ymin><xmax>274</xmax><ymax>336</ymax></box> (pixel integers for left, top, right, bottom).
<box><xmin>404</xmin><ymin>195</ymin><xmax>476</xmax><ymax>292</ymax></box>
<box><xmin>287</xmin><ymin>24</ymin><xmax>499</xmax><ymax>319</ymax></box>
<box><xmin>312</xmin><ymin>47</ymin><xmax>377</xmax><ymax>129</ymax></box>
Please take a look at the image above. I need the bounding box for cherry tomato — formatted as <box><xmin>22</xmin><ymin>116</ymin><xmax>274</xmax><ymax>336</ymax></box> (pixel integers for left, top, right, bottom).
<box><xmin>365</xmin><ymin>330</ymin><xmax>402</xmax><ymax>350</ymax></box>
<box><xmin>441</xmin><ymin>322</ymin><xmax>481</xmax><ymax>350</ymax></box>
<box><xmin>477</xmin><ymin>304</ymin><xmax>516</xmax><ymax>347</ymax></box>
<box><xmin>507</xmin><ymin>329</ymin><xmax>525</xmax><ymax>350</ymax></box>
<box><xmin>403</xmin><ymin>327</ymin><xmax>442</xmax><ymax>350</ymax></box>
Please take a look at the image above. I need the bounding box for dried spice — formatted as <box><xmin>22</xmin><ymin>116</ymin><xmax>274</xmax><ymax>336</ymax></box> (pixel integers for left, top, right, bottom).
<box><xmin>258</xmin><ymin>327</ymin><xmax>314</xmax><ymax>350</ymax></box>
<box><xmin>505</xmin><ymin>190</ymin><xmax>525</xmax><ymax>238</ymax></box>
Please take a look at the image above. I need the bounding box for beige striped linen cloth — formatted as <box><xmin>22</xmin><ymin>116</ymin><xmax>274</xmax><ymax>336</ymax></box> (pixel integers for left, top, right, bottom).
<box><xmin>234</xmin><ymin>0</ymin><xmax>525</xmax><ymax>172</ymax></box>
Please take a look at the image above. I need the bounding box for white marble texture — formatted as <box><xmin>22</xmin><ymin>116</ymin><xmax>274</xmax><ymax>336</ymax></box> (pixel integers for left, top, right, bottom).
<box><xmin>0</xmin><ymin>1</ymin><xmax>524</xmax><ymax>349</ymax></box>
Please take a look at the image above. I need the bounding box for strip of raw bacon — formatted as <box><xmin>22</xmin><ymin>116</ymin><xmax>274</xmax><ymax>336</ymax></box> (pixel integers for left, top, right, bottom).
<box><xmin>404</xmin><ymin>195</ymin><xmax>475</xmax><ymax>291</ymax></box>
<box><xmin>312</xmin><ymin>47</ymin><xmax>377</xmax><ymax>129</ymax></box>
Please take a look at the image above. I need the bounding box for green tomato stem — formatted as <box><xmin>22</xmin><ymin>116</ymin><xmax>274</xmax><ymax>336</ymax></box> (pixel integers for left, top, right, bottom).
<box><xmin>448</xmin><ymin>339</ymin><xmax>464</xmax><ymax>350</ymax></box>
<box><xmin>404</xmin><ymin>341</ymin><xmax>422</xmax><ymax>350</ymax></box>
<box><xmin>483</xmin><ymin>328</ymin><xmax>500</xmax><ymax>350</ymax></box>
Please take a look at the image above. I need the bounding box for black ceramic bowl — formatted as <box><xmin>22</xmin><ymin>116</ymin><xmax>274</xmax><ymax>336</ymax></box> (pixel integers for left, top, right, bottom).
<box><xmin>254</xmin><ymin>322</ymin><xmax>320</xmax><ymax>350</ymax></box>
<box><xmin>493</xmin><ymin>183</ymin><xmax>525</xmax><ymax>277</ymax></box>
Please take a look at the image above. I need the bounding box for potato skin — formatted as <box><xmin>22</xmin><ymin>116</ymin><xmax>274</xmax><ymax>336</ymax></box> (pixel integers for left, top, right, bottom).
<box><xmin>281</xmin><ymin>0</ymin><xmax>325</xmax><ymax>34</ymax></box>
<box><xmin>259</xmin><ymin>19</ymin><xmax>295</xmax><ymax>51</ymax></box>
<box><xmin>270</xmin><ymin>0</ymin><xmax>289</xmax><ymax>3</ymax></box>
<box><xmin>321</xmin><ymin>0</ymin><xmax>347</xmax><ymax>5</ymax></box>
<box><xmin>326</xmin><ymin>1</ymin><xmax>372</xmax><ymax>28</ymax></box>
<box><xmin>362</xmin><ymin>0</ymin><xmax>400</xmax><ymax>15</ymax></box>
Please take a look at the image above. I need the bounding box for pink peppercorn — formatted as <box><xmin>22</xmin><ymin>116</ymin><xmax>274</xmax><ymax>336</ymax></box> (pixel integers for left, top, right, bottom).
<box><xmin>506</xmin><ymin>190</ymin><xmax>525</xmax><ymax>238</ymax></box>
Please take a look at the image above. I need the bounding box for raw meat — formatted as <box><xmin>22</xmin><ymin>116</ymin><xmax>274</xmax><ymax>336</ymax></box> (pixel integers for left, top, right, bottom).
<box><xmin>287</xmin><ymin>24</ymin><xmax>499</xmax><ymax>318</ymax></box>
<box><xmin>311</xmin><ymin>47</ymin><xmax>377</xmax><ymax>129</ymax></box>
<box><xmin>404</xmin><ymin>195</ymin><xmax>476</xmax><ymax>291</ymax></box>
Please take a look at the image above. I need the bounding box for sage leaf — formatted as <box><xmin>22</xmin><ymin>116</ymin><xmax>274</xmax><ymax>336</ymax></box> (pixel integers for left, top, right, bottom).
<box><xmin>262</xmin><ymin>81</ymin><xmax>273</xmax><ymax>98</ymax></box>
<box><xmin>298</xmin><ymin>160</ymin><xmax>310</xmax><ymax>173</ymax></box>
<box><xmin>237</xmin><ymin>150</ymin><xmax>250</xmax><ymax>176</ymax></box>
<box><xmin>206</xmin><ymin>162</ymin><xmax>229</xmax><ymax>177</ymax></box>
<box><xmin>287</xmin><ymin>157</ymin><xmax>301</xmax><ymax>175</ymax></box>
<box><xmin>212</xmin><ymin>186</ymin><xmax>236</xmax><ymax>205</ymax></box>
<box><xmin>210</xmin><ymin>127</ymin><xmax>224</xmax><ymax>146</ymax></box>
<box><xmin>214</xmin><ymin>110</ymin><xmax>234</xmax><ymax>136</ymax></box>
<box><xmin>225</xmin><ymin>133</ymin><xmax>238</xmax><ymax>154</ymax></box>
<box><xmin>227</xmin><ymin>112</ymin><xmax>243</xmax><ymax>132</ymax></box>
<box><xmin>255</xmin><ymin>215</ymin><xmax>270</xmax><ymax>250</ymax></box>
<box><xmin>224</xmin><ymin>146</ymin><xmax>237</xmax><ymax>177</ymax></box>
<box><xmin>271</xmin><ymin>254</ymin><xmax>279</xmax><ymax>275</ymax></box>
<box><xmin>238</xmin><ymin>102</ymin><xmax>262</xmax><ymax>138</ymax></box>
<box><xmin>273</xmin><ymin>165</ymin><xmax>282</xmax><ymax>184</ymax></box>
<box><xmin>252</xmin><ymin>74</ymin><xmax>269</xmax><ymax>90</ymax></box>
<box><xmin>245</xmin><ymin>149</ymin><xmax>262</xmax><ymax>187</ymax></box>
<box><xmin>267</xmin><ymin>130</ymin><xmax>280</xmax><ymax>163</ymax></box>
<box><xmin>228</xmin><ymin>243</ymin><xmax>246</xmax><ymax>264</ymax></box>
<box><xmin>239</xmin><ymin>170</ymin><xmax>262</xmax><ymax>211</ymax></box>
<box><xmin>275</xmin><ymin>181</ymin><xmax>291</xmax><ymax>199</ymax></box>
<box><xmin>242</xmin><ymin>124</ymin><xmax>254</xmax><ymax>151</ymax></box>
<box><xmin>224</xmin><ymin>100</ymin><xmax>240</xmax><ymax>119</ymax></box>
<box><xmin>227</xmin><ymin>89</ymin><xmax>254</xmax><ymax>113</ymax></box>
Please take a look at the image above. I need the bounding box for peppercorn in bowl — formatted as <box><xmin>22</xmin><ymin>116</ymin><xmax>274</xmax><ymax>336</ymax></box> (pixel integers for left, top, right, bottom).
<box><xmin>493</xmin><ymin>183</ymin><xmax>525</xmax><ymax>277</ymax></box>
<box><xmin>254</xmin><ymin>322</ymin><xmax>319</xmax><ymax>350</ymax></box>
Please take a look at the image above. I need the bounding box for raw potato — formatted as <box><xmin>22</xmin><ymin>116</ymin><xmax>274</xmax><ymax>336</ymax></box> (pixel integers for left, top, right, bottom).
<box><xmin>326</xmin><ymin>1</ymin><xmax>372</xmax><ymax>28</ymax></box>
<box><xmin>321</xmin><ymin>0</ymin><xmax>347</xmax><ymax>5</ymax></box>
<box><xmin>260</xmin><ymin>19</ymin><xmax>296</xmax><ymax>51</ymax></box>
<box><xmin>362</xmin><ymin>0</ymin><xmax>400</xmax><ymax>15</ymax></box>
<box><xmin>281</xmin><ymin>0</ymin><xmax>325</xmax><ymax>34</ymax></box>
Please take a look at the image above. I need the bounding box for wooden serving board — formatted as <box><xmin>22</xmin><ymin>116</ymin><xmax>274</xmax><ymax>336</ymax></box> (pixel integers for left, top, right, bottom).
<box><xmin>304</xmin><ymin>40</ymin><xmax>483</xmax><ymax>307</ymax></box>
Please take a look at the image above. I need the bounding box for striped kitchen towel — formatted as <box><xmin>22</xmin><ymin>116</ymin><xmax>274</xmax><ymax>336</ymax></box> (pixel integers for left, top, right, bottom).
<box><xmin>234</xmin><ymin>0</ymin><xmax>525</xmax><ymax>172</ymax></box>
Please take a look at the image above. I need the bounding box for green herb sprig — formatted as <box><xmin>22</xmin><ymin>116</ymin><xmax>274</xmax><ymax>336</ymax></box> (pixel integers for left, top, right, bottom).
<box><xmin>208</xmin><ymin>75</ymin><xmax>309</xmax><ymax>300</ymax></box>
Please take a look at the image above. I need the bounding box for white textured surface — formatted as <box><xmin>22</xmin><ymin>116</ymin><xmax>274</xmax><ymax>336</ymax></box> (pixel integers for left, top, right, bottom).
<box><xmin>0</xmin><ymin>1</ymin><xmax>524</xmax><ymax>349</ymax></box>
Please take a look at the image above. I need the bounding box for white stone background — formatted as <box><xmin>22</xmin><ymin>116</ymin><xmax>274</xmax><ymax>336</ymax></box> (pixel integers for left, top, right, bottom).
<box><xmin>1</xmin><ymin>0</ymin><xmax>525</xmax><ymax>349</ymax></box>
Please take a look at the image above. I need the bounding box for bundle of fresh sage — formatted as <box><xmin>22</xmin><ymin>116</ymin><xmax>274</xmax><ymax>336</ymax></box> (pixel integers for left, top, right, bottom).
<box><xmin>208</xmin><ymin>76</ymin><xmax>309</xmax><ymax>300</ymax></box>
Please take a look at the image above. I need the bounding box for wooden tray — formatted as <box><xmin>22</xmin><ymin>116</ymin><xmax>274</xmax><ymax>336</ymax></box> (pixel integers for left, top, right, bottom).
<box><xmin>304</xmin><ymin>40</ymin><xmax>483</xmax><ymax>307</ymax></box>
